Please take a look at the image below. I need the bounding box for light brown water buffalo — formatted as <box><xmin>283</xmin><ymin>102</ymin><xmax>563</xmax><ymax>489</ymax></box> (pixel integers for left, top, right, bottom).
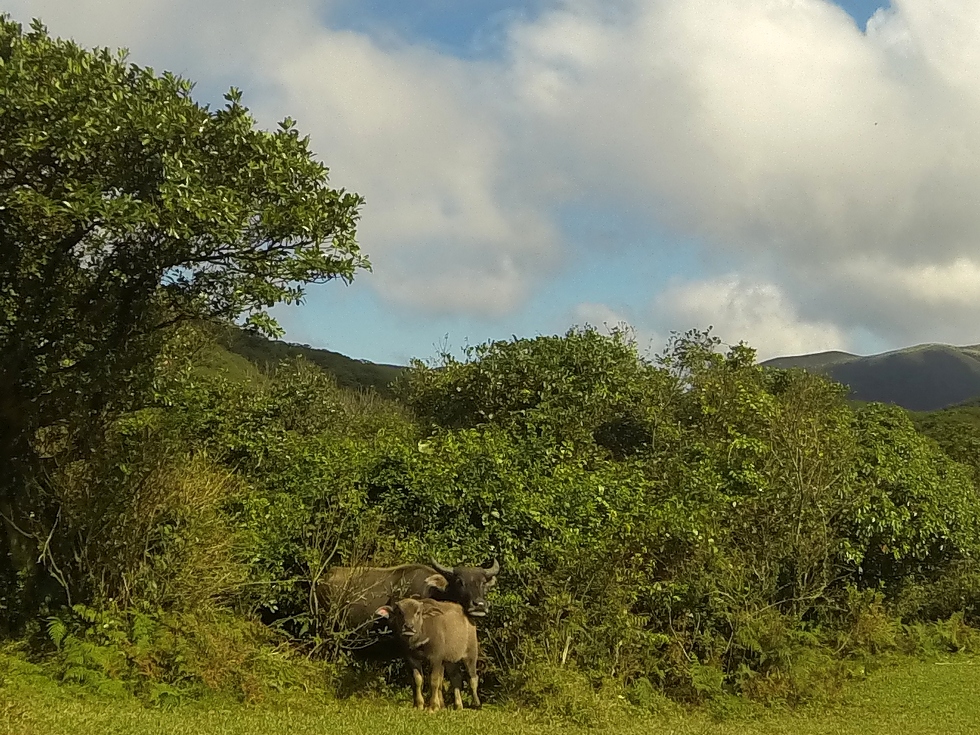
<box><xmin>375</xmin><ymin>597</ymin><xmax>481</xmax><ymax>711</ymax></box>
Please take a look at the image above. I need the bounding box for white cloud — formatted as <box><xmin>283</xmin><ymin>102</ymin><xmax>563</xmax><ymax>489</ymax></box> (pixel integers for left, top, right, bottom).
<box><xmin>842</xmin><ymin>256</ymin><xmax>980</xmax><ymax>308</ymax></box>
<box><xmin>501</xmin><ymin>0</ymin><xmax>980</xmax><ymax>347</ymax></box>
<box><xmin>507</xmin><ymin>0</ymin><xmax>980</xmax><ymax>262</ymax></box>
<box><xmin>571</xmin><ymin>302</ymin><xmax>665</xmax><ymax>352</ymax></box>
<box><xmin>807</xmin><ymin>255</ymin><xmax>980</xmax><ymax>344</ymax></box>
<box><xmin>5</xmin><ymin>1</ymin><xmax>318</xmax><ymax>80</ymax></box>
<box><xmin>653</xmin><ymin>276</ymin><xmax>853</xmax><ymax>360</ymax></box>
<box><xmin>256</xmin><ymin>31</ymin><xmax>560</xmax><ymax>316</ymax></box>
<box><xmin>573</xmin><ymin>302</ymin><xmax>633</xmax><ymax>330</ymax></box>
<box><xmin>7</xmin><ymin>0</ymin><xmax>980</xmax><ymax>350</ymax></box>
<box><xmin>571</xmin><ymin>301</ymin><xmax>667</xmax><ymax>355</ymax></box>
<box><xmin>6</xmin><ymin>0</ymin><xmax>559</xmax><ymax>318</ymax></box>
<box><xmin>571</xmin><ymin>276</ymin><xmax>852</xmax><ymax>361</ymax></box>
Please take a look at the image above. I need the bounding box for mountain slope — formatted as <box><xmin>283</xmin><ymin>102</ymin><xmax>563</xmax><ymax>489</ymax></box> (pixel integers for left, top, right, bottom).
<box><xmin>204</xmin><ymin>329</ymin><xmax>980</xmax><ymax>412</ymax></box>
<box><xmin>762</xmin><ymin>350</ymin><xmax>859</xmax><ymax>371</ymax></box>
<box><xmin>216</xmin><ymin>328</ymin><xmax>407</xmax><ymax>397</ymax></box>
<box><xmin>762</xmin><ymin>344</ymin><xmax>980</xmax><ymax>411</ymax></box>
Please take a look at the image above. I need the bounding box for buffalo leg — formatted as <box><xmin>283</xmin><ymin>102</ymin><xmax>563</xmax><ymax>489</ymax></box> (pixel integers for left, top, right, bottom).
<box><xmin>463</xmin><ymin>655</ymin><xmax>480</xmax><ymax>709</ymax></box>
<box><xmin>428</xmin><ymin>661</ymin><xmax>445</xmax><ymax>712</ymax></box>
<box><xmin>447</xmin><ymin>664</ymin><xmax>464</xmax><ymax>710</ymax></box>
<box><xmin>408</xmin><ymin>658</ymin><xmax>425</xmax><ymax>710</ymax></box>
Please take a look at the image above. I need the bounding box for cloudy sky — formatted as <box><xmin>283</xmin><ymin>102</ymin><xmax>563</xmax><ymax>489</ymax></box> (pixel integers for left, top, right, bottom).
<box><xmin>7</xmin><ymin>1</ymin><xmax>980</xmax><ymax>363</ymax></box>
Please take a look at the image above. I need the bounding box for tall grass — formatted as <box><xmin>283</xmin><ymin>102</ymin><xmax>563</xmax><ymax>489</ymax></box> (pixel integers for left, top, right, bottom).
<box><xmin>45</xmin><ymin>445</ymin><xmax>246</xmax><ymax>612</ymax></box>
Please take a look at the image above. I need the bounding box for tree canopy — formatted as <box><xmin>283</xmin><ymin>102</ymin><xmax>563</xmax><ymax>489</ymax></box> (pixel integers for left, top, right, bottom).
<box><xmin>0</xmin><ymin>16</ymin><xmax>366</xmax><ymax>451</ymax></box>
<box><xmin>0</xmin><ymin>16</ymin><xmax>367</xmax><ymax>619</ymax></box>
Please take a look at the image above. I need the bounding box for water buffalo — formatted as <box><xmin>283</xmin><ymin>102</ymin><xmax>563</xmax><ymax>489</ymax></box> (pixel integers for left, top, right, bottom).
<box><xmin>428</xmin><ymin>559</ymin><xmax>499</xmax><ymax>619</ymax></box>
<box><xmin>376</xmin><ymin>597</ymin><xmax>480</xmax><ymax>711</ymax></box>
<box><xmin>320</xmin><ymin>559</ymin><xmax>499</xmax><ymax>634</ymax></box>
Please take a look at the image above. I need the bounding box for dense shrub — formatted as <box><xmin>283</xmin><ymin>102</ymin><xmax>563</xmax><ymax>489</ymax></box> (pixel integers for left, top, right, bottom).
<box><xmin>9</xmin><ymin>324</ymin><xmax>980</xmax><ymax>708</ymax></box>
<box><xmin>386</xmin><ymin>328</ymin><xmax>980</xmax><ymax>701</ymax></box>
<box><xmin>41</xmin><ymin>604</ymin><xmax>321</xmax><ymax>703</ymax></box>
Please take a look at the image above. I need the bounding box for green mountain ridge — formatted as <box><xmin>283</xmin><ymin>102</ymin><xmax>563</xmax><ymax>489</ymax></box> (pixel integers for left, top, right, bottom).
<box><xmin>207</xmin><ymin>328</ymin><xmax>980</xmax><ymax>413</ymax></box>
<box><xmin>762</xmin><ymin>343</ymin><xmax>980</xmax><ymax>411</ymax></box>
<box><xmin>763</xmin><ymin>349</ymin><xmax>860</xmax><ymax>371</ymax></box>
<box><xmin>215</xmin><ymin>327</ymin><xmax>407</xmax><ymax>397</ymax></box>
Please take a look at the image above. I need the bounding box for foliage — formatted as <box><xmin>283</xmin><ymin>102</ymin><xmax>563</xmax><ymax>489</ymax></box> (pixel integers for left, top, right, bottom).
<box><xmin>45</xmin><ymin>438</ymin><xmax>247</xmax><ymax>611</ymax></box>
<box><xmin>0</xmin><ymin>15</ymin><xmax>366</xmax><ymax>627</ymax></box>
<box><xmin>403</xmin><ymin>326</ymin><xmax>672</xmax><ymax>456</ymax></box>
<box><xmin>39</xmin><ymin>604</ymin><xmax>322</xmax><ymax>703</ymax></box>
<box><xmin>845</xmin><ymin>404</ymin><xmax>980</xmax><ymax>589</ymax></box>
<box><xmin>143</xmin><ymin>340</ymin><xmax>416</xmax><ymax>641</ymax></box>
<box><xmin>218</xmin><ymin>325</ymin><xmax>404</xmax><ymax>397</ymax></box>
<box><xmin>388</xmin><ymin>328</ymin><xmax>980</xmax><ymax>704</ymax></box>
<box><xmin>912</xmin><ymin>403</ymin><xmax>980</xmax><ymax>483</ymax></box>
<box><xmin>5</xmin><ymin>301</ymin><xmax>980</xmax><ymax>713</ymax></box>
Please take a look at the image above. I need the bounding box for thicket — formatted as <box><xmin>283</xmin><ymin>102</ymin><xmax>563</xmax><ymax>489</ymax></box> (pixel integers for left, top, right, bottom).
<box><xmin>14</xmin><ymin>322</ymin><xmax>980</xmax><ymax>707</ymax></box>
<box><xmin>2</xmin><ymin>14</ymin><xmax>979</xmax><ymax>714</ymax></box>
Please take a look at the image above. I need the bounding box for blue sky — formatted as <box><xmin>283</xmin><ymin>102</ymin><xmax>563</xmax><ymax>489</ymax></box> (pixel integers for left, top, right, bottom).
<box><xmin>329</xmin><ymin>1</ymin><xmax>888</xmax><ymax>53</ymax></box>
<box><xmin>327</xmin><ymin>0</ymin><xmax>550</xmax><ymax>58</ymax></box>
<box><xmin>8</xmin><ymin>0</ymin><xmax>980</xmax><ymax>365</ymax></box>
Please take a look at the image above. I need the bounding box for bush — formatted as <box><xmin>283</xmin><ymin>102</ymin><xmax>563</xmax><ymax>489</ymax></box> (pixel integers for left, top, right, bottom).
<box><xmin>502</xmin><ymin>659</ymin><xmax>622</xmax><ymax>726</ymax></box>
<box><xmin>36</xmin><ymin>429</ymin><xmax>247</xmax><ymax>612</ymax></box>
<box><xmin>41</xmin><ymin>604</ymin><xmax>324</xmax><ymax>702</ymax></box>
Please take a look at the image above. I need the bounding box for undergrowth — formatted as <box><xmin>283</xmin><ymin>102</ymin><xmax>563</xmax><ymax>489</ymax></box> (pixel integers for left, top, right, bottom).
<box><xmin>33</xmin><ymin>605</ymin><xmax>329</xmax><ymax>705</ymax></box>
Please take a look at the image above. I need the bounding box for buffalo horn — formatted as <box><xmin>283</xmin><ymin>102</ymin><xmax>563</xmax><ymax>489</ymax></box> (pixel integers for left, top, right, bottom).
<box><xmin>484</xmin><ymin>559</ymin><xmax>500</xmax><ymax>577</ymax></box>
<box><xmin>431</xmin><ymin>559</ymin><xmax>455</xmax><ymax>577</ymax></box>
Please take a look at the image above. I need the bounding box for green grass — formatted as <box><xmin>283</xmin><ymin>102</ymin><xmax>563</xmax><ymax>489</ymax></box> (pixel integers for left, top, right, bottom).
<box><xmin>192</xmin><ymin>341</ymin><xmax>267</xmax><ymax>385</ymax></box>
<box><xmin>217</xmin><ymin>326</ymin><xmax>405</xmax><ymax>396</ymax></box>
<box><xmin>3</xmin><ymin>656</ymin><xmax>979</xmax><ymax>735</ymax></box>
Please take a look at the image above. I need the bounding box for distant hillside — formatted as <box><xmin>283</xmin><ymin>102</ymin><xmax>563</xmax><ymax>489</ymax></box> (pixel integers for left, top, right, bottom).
<box><xmin>762</xmin><ymin>350</ymin><xmax>859</xmax><ymax>372</ymax></box>
<box><xmin>204</xmin><ymin>330</ymin><xmax>980</xmax><ymax>412</ymax></box>
<box><xmin>216</xmin><ymin>327</ymin><xmax>407</xmax><ymax>397</ymax></box>
<box><xmin>762</xmin><ymin>344</ymin><xmax>980</xmax><ymax>411</ymax></box>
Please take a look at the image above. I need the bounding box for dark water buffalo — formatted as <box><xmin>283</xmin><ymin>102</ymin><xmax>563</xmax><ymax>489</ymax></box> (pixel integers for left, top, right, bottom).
<box><xmin>428</xmin><ymin>559</ymin><xmax>499</xmax><ymax>619</ymax></box>
<box><xmin>376</xmin><ymin>597</ymin><xmax>480</xmax><ymax>711</ymax></box>
<box><xmin>319</xmin><ymin>559</ymin><xmax>499</xmax><ymax>638</ymax></box>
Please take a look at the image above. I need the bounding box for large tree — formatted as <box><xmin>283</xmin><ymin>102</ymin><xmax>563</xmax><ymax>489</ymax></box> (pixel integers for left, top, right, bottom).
<box><xmin>0</xmin><ymin>17</ymin><xmax>367</xmax><ymax>618</ymax></box>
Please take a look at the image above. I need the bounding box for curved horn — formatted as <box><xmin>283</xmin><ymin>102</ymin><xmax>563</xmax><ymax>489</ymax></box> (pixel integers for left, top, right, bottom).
<box><xmin>430</xmin><ymin>559</ymin><xmax>454</xmax><ymax>577</ymax></box>
<box><xmin>484</xmin><ymin>559</ymin><xmax>500</xmax><ymax>577</ymax></box>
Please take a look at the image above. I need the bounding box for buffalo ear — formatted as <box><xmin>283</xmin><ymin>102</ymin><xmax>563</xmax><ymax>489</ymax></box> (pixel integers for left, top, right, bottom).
<box><xmin>423</xmin><ymin>574</ymin><xmax>448</xmax><ymax>593</ymax></box>
<box><xmin>374</xmin><ymin>606</ymin><xmax>391</xmax><ymax>619</ymax></box>
<box><xmin>485</xmin><ymin>575</ymin><xmax>498</xmax><ymax>589</ymax></box>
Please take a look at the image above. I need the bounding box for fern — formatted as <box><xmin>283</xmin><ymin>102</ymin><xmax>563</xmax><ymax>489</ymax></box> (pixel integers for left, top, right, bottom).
<box><xmin>46</xmin><ymin>617</ymin><xmax>68</xmax><ymax>650</ymax></box>
<box><xmin>62</xmin><ymin>640</ymin><xmax>90</xmax><ymax>668</ymax></box>
<box><xmin>72</xmin><ymin>604</ymin><xmax>100</xmax><ymax>625</ymax></box>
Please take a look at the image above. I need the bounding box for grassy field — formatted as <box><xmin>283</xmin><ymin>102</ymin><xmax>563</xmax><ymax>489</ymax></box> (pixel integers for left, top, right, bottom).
<box><xmin>2</xmin><ymin>656</ymin><xmax>978</xmax><ymax>735</ymax></box>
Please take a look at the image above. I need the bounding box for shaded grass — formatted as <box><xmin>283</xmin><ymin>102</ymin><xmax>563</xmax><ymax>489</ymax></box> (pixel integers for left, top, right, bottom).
<box><xmin>2</xmin><ymin>655</ymin><xmax>979</xmax><ymax>735</ymax></box>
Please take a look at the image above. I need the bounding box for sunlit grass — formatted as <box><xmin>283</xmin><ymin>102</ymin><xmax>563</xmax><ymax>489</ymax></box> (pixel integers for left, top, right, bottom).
<box><xmin>2</xmin><ymin>655</ymin><xmax>978</xmax><ymax>735</ymax></box>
